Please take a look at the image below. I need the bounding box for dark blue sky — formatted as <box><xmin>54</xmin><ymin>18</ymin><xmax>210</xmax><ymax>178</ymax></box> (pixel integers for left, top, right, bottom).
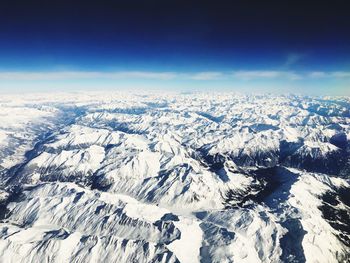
<box><xmin>0</xmin><ymin>0</ymin><xmax>349</xmax><ymax>94</ymax></box>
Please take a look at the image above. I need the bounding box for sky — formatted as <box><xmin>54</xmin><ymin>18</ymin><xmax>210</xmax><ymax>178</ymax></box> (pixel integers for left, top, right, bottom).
<box><xmin>0</xmin><ymin>0</ymin><xmax>349</xmax><ymax>94</ymax></box>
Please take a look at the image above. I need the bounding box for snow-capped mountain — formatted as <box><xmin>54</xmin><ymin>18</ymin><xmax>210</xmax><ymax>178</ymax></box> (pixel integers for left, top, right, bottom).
<box><xmin>0</xmin><ymin>92</ymin><xmax>349</xmax><ymax>262</ymax></box>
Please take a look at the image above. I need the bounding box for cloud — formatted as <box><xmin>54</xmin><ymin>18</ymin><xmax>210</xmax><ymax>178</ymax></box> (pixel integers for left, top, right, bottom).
<box><xmin>189</xmin><ymin>72</ymin><xmax>223</xmax><ymax>80</ymax></box>
<box><xmin>0</xmin><ymin>71</ymin><xmax>177</xmax><ymax>81</ymax></box>
<box><xmin>331</xmin><ymin>71</ymin><xmax>350</xmax><ymax>78</ymax></box>
<box><xmin>0</xmin><ymin>70</ymin><xmax>349</xmax><ymax>83</ymax></box>
<box><xmin>309</xmin><ymin>71</ymin><xmax>328</xmax><ymax>78</ymax></box>
<box><xmin>0</xmin><ymin>70</ymin><xmax>225</xmax><ymax>81</ymax></box>
<box><xmin>308</xmin><ymin>71</ymin><xmax>350</xmax><ymax>78</ymax></box>
<box><xmin>232</xmin><ymin>70</ymin><xmax>301</xmax><ymax>80</ymax></box>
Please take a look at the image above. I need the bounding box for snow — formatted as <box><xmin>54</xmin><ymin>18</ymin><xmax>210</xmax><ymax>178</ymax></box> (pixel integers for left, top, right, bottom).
<box><xmin>168</xmin><ymin>216</ymin><xmax>202</xmax><ymax>263</ymax></box>
<box><xmin>124</xmin><ymin>201</ymin><xmax>170</xmax><ymax>222</ymax></box>
<box><xmin>0</xmin><ymin>92</ymin><xmax>349</xmax><ymax>262</ymax></box>
<box><xmin>288</xmin><ymin>172</ymin><xmax>348</xmax><ymax>262</ymax></box>
<box><xmin>0</xmin><ymin>130</ymin><xmax>7</xmax><ymax>145</ymax></box>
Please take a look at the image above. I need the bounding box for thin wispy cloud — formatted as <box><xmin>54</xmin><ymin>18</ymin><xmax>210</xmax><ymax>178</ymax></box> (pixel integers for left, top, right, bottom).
<box><xmin>331</xmin><ymin>71</ymin><xmax>350</xmax><ymax>78</ymax></box>
<box><xmin>0</xmin><ymin>70</ymin><xmax>349</xmax><ymax>82</ymax></box>
<box><xmin>309</xmin><ymin>71</ymin><xmax>328</xmax><ymax>78</ymax></box>
<box><xmin>189</xmin><ymin>72</ymin><xmax>223</xmax><ymax>80</ymax></box>
<box><xmin>0</xmin><ymin>71</ymin><xmax>177</xmax><ymax>81</ymax></box>
<box><xmin>0</xmin><ymin>71</ymin><xmax>224</xmax><ymax>81</ymax></box>
<box><xmin>232</xmin><ymin>70</ymin><xmax>302</xmax><ymax>80</ymax></box>
<box><xmin>308</xmin><ymin>71</ymin><xmax>350</xmax><ymax>78</ymax></box>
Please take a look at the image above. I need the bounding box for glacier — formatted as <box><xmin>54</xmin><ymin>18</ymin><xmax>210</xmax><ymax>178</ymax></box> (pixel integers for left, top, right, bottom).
<box><xmin>0</xmin><ymin>92</ymin><xmax>349</xmax><ymax>262</ymax></box>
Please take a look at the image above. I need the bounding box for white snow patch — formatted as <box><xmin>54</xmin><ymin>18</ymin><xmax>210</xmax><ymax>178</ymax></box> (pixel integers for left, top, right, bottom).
<box><xmin>168</xmin><ymin>216</ymin><xmax>203</xmax><ymax>263</ymax></box>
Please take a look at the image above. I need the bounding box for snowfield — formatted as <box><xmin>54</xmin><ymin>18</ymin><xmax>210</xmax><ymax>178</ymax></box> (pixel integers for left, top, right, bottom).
<box><xmin>0</xmin><ymin>92</ymin><xmax>349</xmax><ymax>262</ymax></box>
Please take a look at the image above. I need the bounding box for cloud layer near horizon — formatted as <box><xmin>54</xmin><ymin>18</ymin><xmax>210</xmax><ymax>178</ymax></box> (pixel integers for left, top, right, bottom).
<box><xmin>0</xmin><ymin>70</ymin><xmax>350</xmax><ymax>81</ymax></box>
